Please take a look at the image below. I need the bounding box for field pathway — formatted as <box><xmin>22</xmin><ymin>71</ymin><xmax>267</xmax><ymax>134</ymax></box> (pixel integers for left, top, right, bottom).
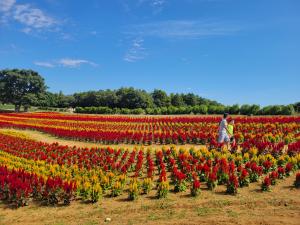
<box><xmin>0</xmin><ymin>128</ymin><xmax>206</xmax><ymax>150</ymax></box>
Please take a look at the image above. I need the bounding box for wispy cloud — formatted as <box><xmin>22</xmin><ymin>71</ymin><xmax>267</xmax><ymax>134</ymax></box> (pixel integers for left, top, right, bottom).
<box><xmin>34</xmin><ymin>61</ymin><xmax>55</xmax><ymax>68</ymax></box>
<box><xmin>0</xmin><ymin>0</ymin><xmax>15</xmax><ymax>12</ymax></box>
<box><xmin>126</xmin><ymin>20</ymin><xmax>240</xmax><ymax>39</ymax></box>
<box><xmin>13</xmin><ymin>4</ymin><xmax>57</xmax><ymax>29</ymax></box>
<box><xmin>0</xmin><ymin>43</ymin><xmax>22</xmax><ymax>54</ymax></box>
<box><xmin>124</xmin><ymin>38</ymin><xmax>147</xmax><ymax>62</ymax></box>
<box><xmin>34</xmin><ymin>58</ymin><xmax>98</xmax><ymax>68</ymax></box>
<box><xmin>122</xmin><ymin>0</ymin><xmax>167</xmax><ymax>14</ymax></box>
<box><xmin>58</xmin><ymin>58</ymin><xmax>98</xmax><ymax>68</ymax></box>
<box><xmin>138</xmin><ymin>0</ymin><xmax>167</xmax><ymax>13</ymax></box>
<box><xmin>0</xmin><ymin>0</ymin><xmax>59</xmax><ymax>33</ymax></box>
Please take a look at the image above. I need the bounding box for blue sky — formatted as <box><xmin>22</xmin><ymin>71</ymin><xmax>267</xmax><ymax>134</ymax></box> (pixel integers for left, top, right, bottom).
<box><xmin>0</xmin><ymin>0</ymin><xmax>299</xmax><ymax>106</ymax></box>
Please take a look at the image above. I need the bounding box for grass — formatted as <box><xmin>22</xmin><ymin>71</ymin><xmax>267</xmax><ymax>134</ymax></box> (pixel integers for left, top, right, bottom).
<box><xmin>226</xmin><ymin>209</ymin><xmax>239</xmax><ymax>218</ymax></box>
<box><xmin>209</xmin><ymin>199</ymin><xmax>232</xmax><ymax>208</ymax></box>
<box><xmin>0</xmin><ymin>104</ymin><xmax>67</xmax><ymax>113</ymax></box>
<box><xmin>0</xmin><ymin>104</ymin><xmax>15</xmax><ymax>111</ymax></box>
<box><xmin>195</xmin><ymin>206</ymin><xmax>222</xmax><ymax>216</ymax></box>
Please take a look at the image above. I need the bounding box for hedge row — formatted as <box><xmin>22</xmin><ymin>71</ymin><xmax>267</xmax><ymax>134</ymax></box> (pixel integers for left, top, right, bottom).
<box><xmin>75</xmin><ymin>104</ymin><xmax>295</xmax><ymax>115</ymax></box>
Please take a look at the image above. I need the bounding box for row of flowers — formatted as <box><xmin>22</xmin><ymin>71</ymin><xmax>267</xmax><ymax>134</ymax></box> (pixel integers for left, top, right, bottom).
<box><xmin>0</xmin><ymin>166</ymin><xmax>77</xmax><ymax>207</ymax></box>
<box><xmin>1</xmin><ymin>132</ymin><xmax>300</xmax><ymax>207</ymax></box>
<box><xmin>0</xmin><ymin>113</ymin><xmax>299</xmax><ymax>151</ymax></box>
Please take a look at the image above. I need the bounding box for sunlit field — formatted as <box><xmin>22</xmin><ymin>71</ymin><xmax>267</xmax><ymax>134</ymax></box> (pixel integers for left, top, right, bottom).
<box><xmin>0</xmin><ymin>112</ymin><xmax>299</xmax><ymax>225</ymax></box>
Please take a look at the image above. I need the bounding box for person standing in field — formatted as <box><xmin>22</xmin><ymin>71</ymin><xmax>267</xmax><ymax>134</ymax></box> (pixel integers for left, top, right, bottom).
<box><xmin>227</xmin><ymin>119</ymin><xmax>236</xmax><ymax>149</ymax></box>
<box><xmin>218</xmin><ymin>113</ymin><xmax>230</xmax><ymax>149</ymax></box>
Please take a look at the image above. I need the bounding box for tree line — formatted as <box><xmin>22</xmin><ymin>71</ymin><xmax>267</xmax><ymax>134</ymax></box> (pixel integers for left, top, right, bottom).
<box><xmin>0</xmin><ymin>69</ymin><xmax>298</xmax><ymax>115</ymax></box>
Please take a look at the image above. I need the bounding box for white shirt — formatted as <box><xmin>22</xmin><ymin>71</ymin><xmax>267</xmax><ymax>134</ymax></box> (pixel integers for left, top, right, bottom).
<box><xmin>219</xmin><ymin>119</ymin><xmax>227</xmax><ymax>133</ymax></box>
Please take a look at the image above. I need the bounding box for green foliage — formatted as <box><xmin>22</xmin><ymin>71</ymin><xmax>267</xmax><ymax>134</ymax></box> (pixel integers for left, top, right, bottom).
<box><xmin>229</xmin><ymin>104</ymin><xmax>240</xmax><ymax>114</ymax></box>
<box><xmin>0</xmin><ymin>69</ymin><xmax>46</xmax><ymax>112</ymax></box>
<box><xmin>259</xmin><ymin>105</ymin><xmax>295</xmax><ymax>115</ymax></box>
<box><xmin>170</xmin><ymin>93</ymin><xmax>185</xmax><ymax>107</ymax></box>
<box><xmin>152</xmin><ymin>89</ymin><xmax>171</xmax><ymax>107</ymax></box>
<box><xmin>116</xmin><ymin>87</ymin><xmax>154</xmax><ymax>109</ymax></box>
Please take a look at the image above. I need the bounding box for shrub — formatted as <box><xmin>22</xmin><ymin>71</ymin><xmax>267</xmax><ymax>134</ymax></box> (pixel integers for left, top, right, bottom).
<box><xmin>141</xmin><ymin>178</ymin><xmax>153</xmax><ymax>195</ymax></box>
<box><xmin>261</xmin><ymin>177</ymin><xmax>271</xmax><ymax>192</ymax></box>
<box><xmin>207</xmin><ymin>172</ymin><xmax>217</xmax><ymax>191</ymax></box>
<box><xmin>191</xmin><ymin>179</ymin><xmax>201</xmax><ymax>197</ymax></box>
<box><xmin>226</xmin><ymin>174</ymin><xmax>238</xmax><ymax>195</ymax></box>
<box><xmin>294</xmin><ymin>173</ymin><xmax>300</xmax><ymax>189</ymax></box>
<box><xmin>128</xmin><ymin>179</ymin><xmax>139</xmax><ymax>201</ymax></box>
<box><xmin>157</xmin><ymin>181</ymin><xmax>169</xmax><ymax>199</ymax></box>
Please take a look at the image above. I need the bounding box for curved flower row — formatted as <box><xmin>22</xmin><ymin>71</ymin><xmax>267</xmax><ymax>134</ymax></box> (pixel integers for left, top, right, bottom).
<box><xmin>0</xmin><ymin>113</ymin><xmax>299</xmax><ymax>151</ymax></box>
<box><xmin>0</xmin><ymin>132</ymin><xmax>300</xmax><ymax>207</ymax></box>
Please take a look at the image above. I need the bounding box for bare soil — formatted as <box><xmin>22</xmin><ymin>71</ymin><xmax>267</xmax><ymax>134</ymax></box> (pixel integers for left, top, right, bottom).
<box><xmin>0</xmin><ymin>175</ymin><xmax>299</xmax><ymax>225</ymax></box>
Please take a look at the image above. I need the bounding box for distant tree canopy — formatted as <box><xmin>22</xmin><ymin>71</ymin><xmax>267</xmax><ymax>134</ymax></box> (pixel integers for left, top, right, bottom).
<box><xmin>0</xmin><ymin>69</ymin><xmax>297</xmax><ymax>115</ymax></box>
<box><xmin>0</xmin><ymin>69</ymin><xmax>46</xmax><ymax>112</ymax></box>
<box><xmin>152</xmin><ymin>89</ymin><xmax>170</xmax><ymax>107</ymax></box>
<box><xmin>294</xmin><ymin>102</ymin><xmax>300</xmax><ymax>113</ymax></box>
<box><xmin>40</xmin><ymin>88</ymin><xmax>222</xmax><ymax>110</ymax></box>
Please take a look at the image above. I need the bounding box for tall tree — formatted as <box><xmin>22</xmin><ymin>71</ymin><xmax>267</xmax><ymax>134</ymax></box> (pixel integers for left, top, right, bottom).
<box><xmin>152</xmin><ymin>89</ymin><xmax>171</xmax><ymax>107</ymax></box>
<box><xmin>116</xmin><ymin>87</ymin><xmax>153</xmax><ymax>109</ymax></box>
<box><xmin>170</xmin><ymin>93</ymin><xmax>185</xmax><ymax>107</ymax></box>
<box><xmin>182</xmin><ymin>93</ymin><xmax>198</xmax><ymax>106</ymax></box>
<box><xmin>0</xmin><ymin>69</ymin><xmax>46</xmax><ymax>112</ymax></box>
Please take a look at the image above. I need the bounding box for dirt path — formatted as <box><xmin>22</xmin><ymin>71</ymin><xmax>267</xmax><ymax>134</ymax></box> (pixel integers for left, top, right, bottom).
<box><xmin>0</xmin><ymin>128</ymin><xmax>207</xmax><ymax>150</ymax></box>
<box><xmin>0</xmin><ymin>175</ymin><xmax>299</xmax><ymax>225</ymax></box>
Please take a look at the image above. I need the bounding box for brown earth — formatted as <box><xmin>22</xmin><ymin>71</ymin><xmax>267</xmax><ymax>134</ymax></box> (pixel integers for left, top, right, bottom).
<box><xmin>0</xmin><ymin>175</ymin><xmax>299</xmax><ymax>225</ymax></box>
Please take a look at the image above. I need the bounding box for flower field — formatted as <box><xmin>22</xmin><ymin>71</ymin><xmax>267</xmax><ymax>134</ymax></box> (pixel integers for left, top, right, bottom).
<box><xmin>0</xmin><ymin>113</ymin><xmax>300</xmax><ymax>209</ymax></box>
<box><xmin>0</xmin><ymin>112</ymin><xmax>299</xmax><ymax>148</ymax></box>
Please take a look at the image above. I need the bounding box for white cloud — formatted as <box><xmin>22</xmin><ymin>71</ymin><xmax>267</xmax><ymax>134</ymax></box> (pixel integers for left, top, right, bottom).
<box><xmin>0</xmin><ymin>43</ymin><xmax>21</xmax><ymax>53</ymax></box>
<box><xmin>138</xmin><ymin>0</ymin><xmax>166</xmax><ymax>13</ymax></box>
<box><xmin>124</xmin><ymin>38</ymin><xmax>147</xmax><ymax>62</ymax></box>
<box><xmin>122</xmin><ymin>0</ymin><xmax>167</xmax><ymax>14</ymax></box>
<box><xmin>0</xmin><ymin>0</ymin><xmax>58</xmax><ymax>33</ymax></box>
<box><xmin>58</xmin><ymin>58</ymin><xmax>98</xmax><ymax>67</ymax></box>
<box><xmin>13</xmin><ymin>4</ymin><xmax>57</xmax><ymax>29</ymax></box>
<box><xmin>151</xmin><ymin>0</ymin><xmax>165</xmax><ymax>7</ymax></box>
<box><xmin>139</xmin><ymin>0</ymin><xmax>166</xmax><ymax>7</ymax></box>
<box><xmin>21</xmin><ymin>27</ymin><xmax>31</xmax><ymax>34</ymax></box>
<box><xmin>34</xmin><ymin>58</ymin><xmax>98</xmax><ymax>68</ymax></box>
<box><xmin>0</xmin><ymin>0</ymin><xmax>15</xmax><ymax>12</ymax></box>
<box><xmin>34</xmin><ymin>61</ymin><xmax>55</xmax><ymax>68</ymax></box>
<box><xmin>127</xmin><ymin>20</ymin><xmax>240</xmax><ymax>39</ymax></box>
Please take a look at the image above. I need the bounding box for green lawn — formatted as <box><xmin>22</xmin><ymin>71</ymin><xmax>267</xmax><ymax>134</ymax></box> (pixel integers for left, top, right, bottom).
<box><xmin>0</xmin><ymin>104</ymin><xmax>40</xmax><ymax>112</ymax></box>
<box><xmin>0</xmin><ymin>104</ymin><xmax>15</xmax><ymax>111</ymax></box>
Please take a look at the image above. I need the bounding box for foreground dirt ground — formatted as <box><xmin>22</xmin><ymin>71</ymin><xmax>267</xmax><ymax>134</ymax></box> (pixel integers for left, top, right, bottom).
<box><xmin>0</xmin><ymin>175</ymin><xmax>299</xmax><ymax>225</ymax></box>
<box><xmin>0</xmin><ymin>128</ymin><xmax>299</xmax><ymax>225</ymax></box>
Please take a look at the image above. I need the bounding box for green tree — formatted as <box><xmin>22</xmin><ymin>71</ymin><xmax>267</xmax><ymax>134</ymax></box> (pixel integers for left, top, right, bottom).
<box><xmin>182</xmin><ymin>93</ymin><xmax>198</xmax><ymax>106</ymax></box>
<box><xmin>98</xmin><ymin>90</ymin><xmax>118</xmax><ymax>108</ymax></box>
<box><xmin>22</xmin><ymin>93</ymin><xmax>38</xmax><ymax>112</ymax></box>
<box><xmin>116</xmin><ymin>88</ymin><xmax>153</xmax><ymax>109</ymax></box>
<box><xmin>152</xmin><ymin>89</ymin><xmax>171</xmax><ymax>107</ymax></box>
<box><xmin>280</xmin><ymin>105</ymin><xmax>295</xmax><ymax>115</ymax></box>
<box><xmin>229</xmin><ymin>104</ymin><xmax>240</xmax><ymax>115</ymax></box>
<box><xmin>249</xmin><ymin>104</ymin><xmax>260</xmax><ymax>115</ymax></box>
<box><xmin>240</xmin><ymin>104</ymin><xmax>251</xmax><ymax>115</ymax></box>
<box><xmin>0</xmin><ymin>69</ymin><xmax>46</xmax><ymax>112</ymax></box>
<box><xmin>293</xmin><ymin>102</ymin><xmax>300</xmax><ymax>113</ymax></box>
<box><xmin>170</xmin><ymin>93</ymin><xmax>185</xmax><ymax>107</ymax></box>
